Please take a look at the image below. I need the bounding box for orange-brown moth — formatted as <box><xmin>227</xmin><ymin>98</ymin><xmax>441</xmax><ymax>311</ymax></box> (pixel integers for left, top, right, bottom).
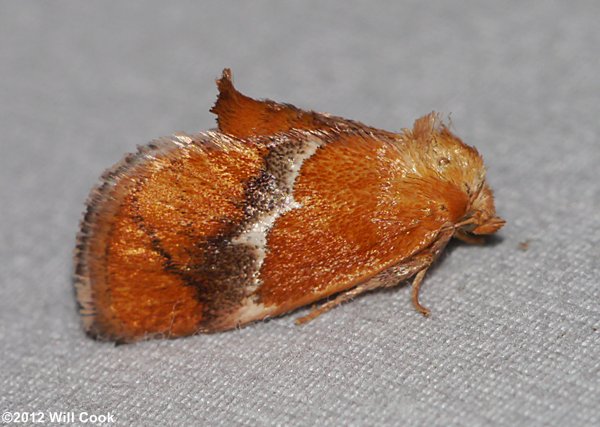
<box><xmin>74</xmin><ymin>69</ymin><xmax>504</xmax><ymax>342</ymax></box>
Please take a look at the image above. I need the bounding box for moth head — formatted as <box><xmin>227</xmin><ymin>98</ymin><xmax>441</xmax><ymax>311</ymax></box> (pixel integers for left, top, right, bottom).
<box><xmin>463</xmin><ymin>183</ymin><xmax>505</xmax><ymax>235</ymax></box>
<box><xmin>405</xmin><ymin>112</ymin><xmax>505</xmax><ymax>237</ymax></box>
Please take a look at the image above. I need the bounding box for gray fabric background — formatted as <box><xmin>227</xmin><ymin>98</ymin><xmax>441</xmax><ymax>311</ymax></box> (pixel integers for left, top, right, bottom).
<box><xmin>1</xmin><ymin>1</ymin><xmax>599</xmax><ymax>426</ymax></box>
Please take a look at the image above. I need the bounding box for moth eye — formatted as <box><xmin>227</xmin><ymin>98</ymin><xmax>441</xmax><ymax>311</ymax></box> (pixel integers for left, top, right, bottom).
<box><xmin>439</xmin><ymin>204</ymin><xmax>448</xmax><ymax>212</ymax></box>
<box><xmin>438</xmin><ymin>157</ymin><xmax>450</xmax><ymax>167</ymax></box>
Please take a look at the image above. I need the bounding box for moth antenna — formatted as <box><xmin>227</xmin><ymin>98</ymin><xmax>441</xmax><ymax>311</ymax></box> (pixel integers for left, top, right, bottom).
<box><xmin>296</xmin><ymin>278</ymin><xmax>389</xmax><ymax>325</ymax></box>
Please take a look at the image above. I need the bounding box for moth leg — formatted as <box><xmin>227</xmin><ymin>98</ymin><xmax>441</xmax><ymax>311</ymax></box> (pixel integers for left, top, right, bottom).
<box><xmin>411</xmin><ymin>268</ymin><xmax>431</xmax><ymax>317</ymax></box>
<box><xmin>455</xmin><ymin>229</ymin><xmax>484</xmax><ymax>245</ymax></box>
<box><xmin>409</xmin><ymin>226</ymin><xmax>456</xmax><ymax>316</ymax></box>
<box><xmin>296</xmin><ymin>227</ymin><xmax>455</xmax><ymax>325</ymax></box>
<box><xmin>295</xmin><ymin>280</ymin><xmax>383</xmax><ymax>325</ymax></box>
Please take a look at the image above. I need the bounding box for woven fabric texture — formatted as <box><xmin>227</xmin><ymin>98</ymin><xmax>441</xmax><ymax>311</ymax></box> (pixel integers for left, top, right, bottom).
<box><xmin>1</xmin><ymin>1</ymin><xmax>598</xmax><ymax>426</ymax></box>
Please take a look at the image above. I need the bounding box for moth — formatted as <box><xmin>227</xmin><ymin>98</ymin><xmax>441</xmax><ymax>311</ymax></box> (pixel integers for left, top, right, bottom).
<box><xmin>75</xmin><ymin>69</ymin><xmax>504</xmax><ymax>342</ymax></box>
